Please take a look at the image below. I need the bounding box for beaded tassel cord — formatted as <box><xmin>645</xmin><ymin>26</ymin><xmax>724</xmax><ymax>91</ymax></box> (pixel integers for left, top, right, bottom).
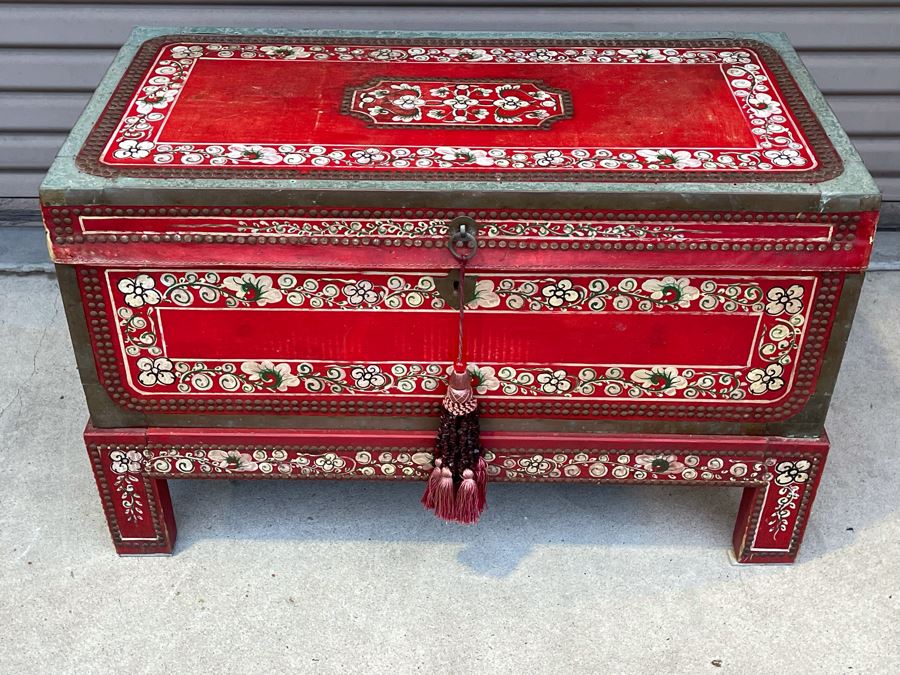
<box><xmin>421</xmin><ymin>257</ymin><xmax>487</xmax><ymax>524</ymax></box>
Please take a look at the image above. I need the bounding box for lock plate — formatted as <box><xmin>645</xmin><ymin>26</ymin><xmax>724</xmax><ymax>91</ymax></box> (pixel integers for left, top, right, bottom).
<box><xmin>434</xmin><ymin>272</ymin><xmax>478</xmax><ymax>309</ymax></box>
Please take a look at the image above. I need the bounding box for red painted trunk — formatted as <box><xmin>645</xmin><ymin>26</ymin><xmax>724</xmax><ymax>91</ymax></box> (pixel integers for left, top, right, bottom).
<box><xmin>43</xmin><ymin>29</ymin><xmax>878</xmax><ymax>561</ymax></box>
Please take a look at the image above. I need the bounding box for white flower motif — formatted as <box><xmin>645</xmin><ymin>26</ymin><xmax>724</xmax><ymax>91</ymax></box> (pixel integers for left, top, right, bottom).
<box><xmin>747</xmin><ymin>363</ymin><xmax>785</xmax><ymax>395</ymax></box>
<box><xmin>222</xmin><ymin>273</ymin><xmax>282</xmax><ymax>305</ymax></box>
<box><xmin>640</xmin><ymin>277</ymin><xmax>700</xmax><ymax>307</ymax></box>
<box><xmin>342</xmin><ymin>280</ymin><xmax>380</xmax><ymax>305</ymax></box>
<box><xmin>208</xmin><ymin>450</ymin><xmax>258</xmax><ymax>472</ymax></box>
<box><xmin>494</xmin><ymin>95</ymin><xmax>529</xmax><ymax>111</ymax></box>
<box><xmin>368</xmin><ymin>48</ymin><xmax>406</xmax><ymax>61</ymax></box>
<box><xmin>135</xmin><ymin>87</ymin><xmax>178</xmax><ymax>114</ymax></box>
<box><xmin>518</xmin><ymin>455</ymin><xmax>553</xmax><ymax>474</ymax></box>
<box><xmin>526</xmin><ymin>48</ymin><xmax>559</xmax><ymax>62</ymax></box>
<box><xmin>774</xmin><ymin>459</ymin><xmax>811</xmax><ymax>486</ymax></box>
<box><xmin>541</xmin><ymin>279</ymin><xmax>580</xmax><ymax>307</ymax></box>
<box><xmin>393</xmin><ymin>93</ymin><xmax>425</xmax><ymax>110</ymax></box>
<box><xmin>636</xmin><ymin>148</ymin><xmax>702</xmax><ymax>169</ymax></box>
<box><xmin>467</xmin><ymin>279</ymin><xmax>501</xmax><ymax>309</ymax></box>
<box><xmin>631</xmin><ymin>366</ymin><xmax>688</xmax><ymax>395</ymax></box>
<box><xmin>224</xmin><ymin>144</ymin><xmax>282</xmax><ymax>164</ymax></box>
<box><xmin>747</xmin><ymin>93</ymin><xmax>782</xmax><ymax>118</ymax></box>
<box><xmin>260</xmin><ymin>45</ymin><xmax>311</xmax><ymax>60</ymax></box>
<box><xmin>765</xmin><ymin>285</ymin><xmax>804</xmax><ymax>315</ymax></box>
<box><xmin>109</xmin><ymin>450</ymin><xmax>143</xmax><ymax>474</ymax></box>
<box><xmin>634</xmin><ymin>454</ymin><xmax>686</xmax><ymax>474</ymax></box>
<box><xmin>113</xmin><ymin>140</ymin><xmax>155</xmax><ymax>160</ymax></box>
<box><xmin>350</xmin><ymin>365</ymin><xmax>388</xmax><ymax>390</ymax></box>
<box><xmin>444</xmin><ymin>93</ymin><xmax>479</xmax><ymax>112</ymax></box>
<box><xmin>536</xmin><ymin>369</ymin><xmax>572</xmax><ymax>394</ymax></box>
<box><xmin>533</xmin><ymin>149</ymin><xmax>568</xmax><ymax>167</ymax></box>
<box><xmin>718</xmin><ymin>51</ymin><xmax>750</xmax><ymax>64</ymax></box>
<box><xmin>240</xmin><ymin>361</ymin><xmax>300</xmax><ymax>392</ymax></box>
<box><xmin>435</xmin><ymin>147</ymin><xmax>494</xmax><ymax>167</ymax></box>
<box><xmin>467</xmin><ymin>364</ymin><xmax>500</xmax><ymax>394</ymax></box>
<box><xmin>117</xmin><ymin>274</ymin><xmax>162</xmax><ymax>307</ymax></box>
<box><xmin>136</xmin><ymin>357</ymin><xmax>175</xmax><ymax>387</ymax></box>
<box><xmin>170</xmin><ymin>45</ymin><xmax>204</xmax><ymax>59</ymax></box>
<box><xmin>618</xmin><ymin>48</ymin><xmax>666</xmax><ymax>62</ymax></box>
<box><xmin>351</xmin><ymin>148</ymin><xmax>388</xmax><ymax>165</ymax></box>
<box><xmin>764</xmin><ymin>148</ymin><xmax>807</xmax><ymax>167</ymax></box>
<box><xmin>315</xmin><ymin>452</ymin><xmax>347</xmax><ymax>472</ymax></box>
<box><xmin>443</xmin><ymin>48</ymin><xmax>492</xmax><ymax>62</ymax></box>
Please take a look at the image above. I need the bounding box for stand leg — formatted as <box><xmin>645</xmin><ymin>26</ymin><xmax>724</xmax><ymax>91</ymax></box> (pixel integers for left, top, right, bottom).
<box><xmin>85</xmin><ymin>426</ymin><xmax>176</xmax><ymax>555</ymax></box>
<box><xmin>732</xmin><ymin>438</ymin><xmax>828</xmax><ymax>564</ymax></box>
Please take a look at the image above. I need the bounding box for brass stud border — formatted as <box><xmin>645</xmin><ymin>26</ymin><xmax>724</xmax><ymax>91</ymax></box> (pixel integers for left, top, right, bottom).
<box><xmin>46</xmin><ymin>205</ymin><xmax>865</xmax><ymax>253</ymax></box>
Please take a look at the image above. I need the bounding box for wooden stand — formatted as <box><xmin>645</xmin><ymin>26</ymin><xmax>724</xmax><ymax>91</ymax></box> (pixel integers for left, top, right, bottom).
<box><xmin>85</xmin><ymin>423</ymin><xmax>827</xmax><ymax>562</ymax></box>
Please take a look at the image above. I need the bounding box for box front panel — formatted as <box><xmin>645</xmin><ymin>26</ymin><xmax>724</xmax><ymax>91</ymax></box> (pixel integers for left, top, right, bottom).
<box><xmin>75</xmin><ymin>265</ymin><xmax>840</xmax><ymax>424</ymax></box>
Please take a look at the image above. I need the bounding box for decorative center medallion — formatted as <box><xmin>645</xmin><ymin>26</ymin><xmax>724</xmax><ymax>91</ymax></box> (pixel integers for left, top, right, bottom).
<box><xmin>343</xmin><ymin>79</ymin><xmax>572</xmax><ymax>129</ymax></box>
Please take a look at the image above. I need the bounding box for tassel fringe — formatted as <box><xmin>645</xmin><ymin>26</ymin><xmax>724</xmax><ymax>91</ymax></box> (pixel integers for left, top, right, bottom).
<box><xmin>420</xmin><ymin>458</ymin><xmax>443</xmax><ymax>510</ymax></box>
<box><xmin>454</xmin><ymin>469</ymin><xmax>480</xmax><ymax>524</ymax></box>
<box><xmin>433</xmin><ymin>467</ymin><xmax>456</xmax><ymax>521</ymax></box>
<box><xmin>475</xmin><ymin>455</ymin><xmax>488</xmax><ymax>512</ymax></box>
<box><xmin>421</xmin><ymin>369</ymin><xmax>488</xmax><ymax>525</ymax></box>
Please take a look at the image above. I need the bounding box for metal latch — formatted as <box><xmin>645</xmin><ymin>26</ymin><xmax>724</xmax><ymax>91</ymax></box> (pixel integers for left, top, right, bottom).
<box><xmin>435</xmin><ymin>216</ymin><xmax>479</xmax><ymax>308</ymax></box>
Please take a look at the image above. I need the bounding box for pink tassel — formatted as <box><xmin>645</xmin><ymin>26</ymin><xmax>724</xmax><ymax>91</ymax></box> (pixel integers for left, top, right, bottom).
<box><xmin>433</xmin><ymin>467</ymin><xmax>457</xmax><ymax>522</ymax></box>
<box><xmin>454</xmin><ymin>469</ymin><xmax>481</xmax><ymax>524</ymax></box>
<box><xmin>475</xmin><ymin>456</ymin><xmax>488</xmax><ymax>512</ymax></box>
<box><xmin>421</xmin><ymin>458</ymin><xmax>443</xmax><ymax>510</ymax></box>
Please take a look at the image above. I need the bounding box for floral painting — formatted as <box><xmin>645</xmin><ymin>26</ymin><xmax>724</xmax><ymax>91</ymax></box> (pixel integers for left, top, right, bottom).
<box><xmin>104</xmin><ymin>269</ymin><xmax>817</xmax><ymax>405</ymax></box>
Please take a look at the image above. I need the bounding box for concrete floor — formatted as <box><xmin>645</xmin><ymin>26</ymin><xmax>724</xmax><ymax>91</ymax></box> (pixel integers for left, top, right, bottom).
<box><xmin>0</xmin><ymin>272</ymin><xmax>897</xmax><ymax>674</ymax></box>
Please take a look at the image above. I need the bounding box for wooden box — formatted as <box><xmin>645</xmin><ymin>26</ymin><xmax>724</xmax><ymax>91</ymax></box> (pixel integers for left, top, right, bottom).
<box><xmin>42</xmin><ymin>28</ymin><xmax>879</xmax><ymax>561</ymax></box>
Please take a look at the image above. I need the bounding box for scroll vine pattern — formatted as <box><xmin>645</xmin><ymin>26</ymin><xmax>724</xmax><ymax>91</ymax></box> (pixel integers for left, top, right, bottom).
<box><xmin>766</xmin><ymin>460</ymin><xmax>812</xmax><ymax>535</ymax></box>
<box><xmin>768</xmin><ymin>485</ymin><xmax>801</xmax><ymax>533</ymax></box>
<box><xmin>113</xmin><ymin>474</ymin><xmax>144</xmax><ymax>523</ymax></box>
<box><xmin>111</xmin><ymin>271</ymin><xmax>811</xmax><ymax>400</ymax></box>
<box><xmin>227</xmin><ymin>218</ymin><xmax>689</xmax><ymax>241</ymax></box>
<box><xmin>138</xmin><ymin>447</ymin><xmax>766</xmax><ymax>484</ymax></box>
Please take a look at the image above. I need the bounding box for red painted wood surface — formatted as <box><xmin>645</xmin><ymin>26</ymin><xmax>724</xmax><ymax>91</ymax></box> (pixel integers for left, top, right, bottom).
<box><xmin>164</xmin><ymin>59</ymin><xmax>752</xmax><ymax>147</ymax></box>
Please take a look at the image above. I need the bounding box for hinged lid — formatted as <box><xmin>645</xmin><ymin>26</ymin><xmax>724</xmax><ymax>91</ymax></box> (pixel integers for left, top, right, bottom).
<box><xmin>84</xmin><ymin>33</ymin><xmax>840</xmax><ymax>182</ymax></box>
<box><xmin>40</xmin><ymin>28</ymin><xmax>880</xmax><ymax>270</ymax></box>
